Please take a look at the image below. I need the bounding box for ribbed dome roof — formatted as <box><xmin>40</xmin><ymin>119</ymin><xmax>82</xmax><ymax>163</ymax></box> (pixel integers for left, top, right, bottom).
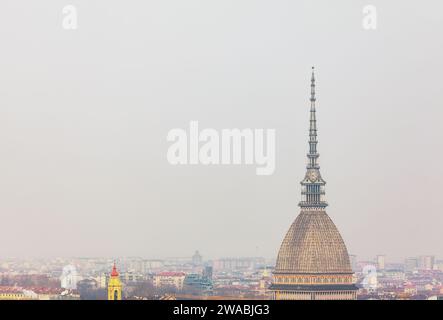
<box><xmin>275</xmin><ymin>210</ymin><xmax>352</xmax><ymax>274</ymax></box>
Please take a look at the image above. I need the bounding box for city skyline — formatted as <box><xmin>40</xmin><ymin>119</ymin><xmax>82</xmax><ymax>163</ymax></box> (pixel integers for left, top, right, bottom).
<box><xmin>1</xmin><ymin>252</ymin><xmax>442</xmax><ymax>300</ymax></box>
<box><xmin>1</xmin><ymin>1</ymin><xmax>443</xmax><ymax>262</ymax></box>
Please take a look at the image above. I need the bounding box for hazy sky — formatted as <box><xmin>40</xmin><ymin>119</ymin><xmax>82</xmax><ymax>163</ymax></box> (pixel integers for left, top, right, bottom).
<box><xmin>0</xmin><ymin>1</ymin><xmax>442</xmax><ymax>262</ymax></box>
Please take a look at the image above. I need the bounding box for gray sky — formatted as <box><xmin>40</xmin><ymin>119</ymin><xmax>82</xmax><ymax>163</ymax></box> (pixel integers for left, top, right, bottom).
<box><xmin>0</xmin><ymin>0</ymin><xmax>442</xmax><ymax>262</ymax></box>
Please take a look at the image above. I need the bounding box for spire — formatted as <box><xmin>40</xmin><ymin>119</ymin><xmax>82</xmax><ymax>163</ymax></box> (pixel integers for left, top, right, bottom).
<box><xmin>308</xmin><ymin>66</ymin><xmax>319</xmax><ymax>169</ymax></box>
<box><xmin>111</xmin><ymin>262</ymin><xmax>119</xmax><ymax>277</ymax></box>
<box><xmin>299</xmin><ymin>67</ymin><xmax>328</xmax><ymax>209</ymax></box>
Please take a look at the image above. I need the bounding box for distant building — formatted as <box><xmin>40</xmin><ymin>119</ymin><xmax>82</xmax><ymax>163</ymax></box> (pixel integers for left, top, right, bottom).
<box><xmin>383</xmin><ymin>269</ymin><xmax>405</xmax><ymax>281</ymax></box>
<box><xmin>108</xmin><ymin>263</ymin><xmax>122</xmax><ymax>300</ymax></box>
<box><xmin>97</xmin><ymin>273</ymin><xmax>107</xmax><ymax>289</ymax></box>
<box><xmin>258</xmin><ymin>268</ymin><xmax>272</xmax><ymax>297</ymax></box>
<box><xmin>29</xmin><ymin>287</ymin><xmax>74</xmax><ymax>300</ymax></box>
<box><xmin>183</xmin><ymin>273</ymin><xmax>213</xmax><ymax>295</ymax></box>
<box><xmin>77</xmin><ymin>278</ymin><xmax>98</xmax><ymax>292</ymax></box>
<box><xmin>122</xmin><ymin>271</ymin><xmax>144</xmax><ymax>283</ymax></box>
<box><xmin>0</xmin><ymin>287</ymin><xmax>28</xmax><ymax>300</ymax></box>
<box><xmin>192</xmin><ymin>251</ymin><xmax>203</xmax><ymax>266</ymax></box>
<box><xmin>142</xmin><ymin>260</ymin><xmax>164</xmax><ymax>272</ymax></box>
<box><xmin>349</xmin><ymin>255</ymin><xmax>358</xmax><ymax>272</ymax></box>
<box><xmin>404</xmin><ymin>285</ymin><xmax>417</xmax><ymax>295</ymax></box>
<box><xmin>418</xmin><ymin>256</ymin><xmax>435</xmax><ymax>270</ymax></box>
<box><xmin>434</xmin><ymin>260</ymin><xmax>443</xmax><ymax>272</ymax></box>
<box><xmin>153</xmin><ymin>272</ymin><xmax>186</xmax><ymax>291</ymax></box>
<box><xmin>203</xmin><ymin>266</ymin><xmax>213</xmax><ymax>280</ymax></box>
<box><xmin>213</xmin><ymin>257</ymin><xmax>265</xmax><ymax>270</ymax></box>
<box><xmin>77</xmin><ymin>278</ymin><xmax>106</xmax><ymax>300</ymax></box>
<box><xmin>127</xmin><ymin>259</ymin><xmax>164</xmax><ymax>273</ymax></box>
<box><xmin>405</xmin><ymin>257</ymin><xmax>418</xmax><ymax>273</ymax></box>
<box><xmin>0</xmin><ymin>286</ymin><xmax>78</xmax><ymax>300</ymax></box>
<box><xmin>376</xmin><ymin>255</ymin><xmax>386</xmax><ymax>271</ymax></box>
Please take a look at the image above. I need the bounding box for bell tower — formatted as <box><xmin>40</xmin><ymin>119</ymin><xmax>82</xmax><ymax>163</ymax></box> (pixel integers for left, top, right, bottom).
<box><xmin>107</xmin><ymin>263</ymin><xmax>122</xmax><ymax>300</ymax></box>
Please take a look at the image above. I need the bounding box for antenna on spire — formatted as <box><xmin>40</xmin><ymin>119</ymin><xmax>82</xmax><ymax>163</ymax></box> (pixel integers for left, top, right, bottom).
<box><xmin>310</xmin><ymin>66</ymin><xmax>316</xmax><ymax>102</ymax></box>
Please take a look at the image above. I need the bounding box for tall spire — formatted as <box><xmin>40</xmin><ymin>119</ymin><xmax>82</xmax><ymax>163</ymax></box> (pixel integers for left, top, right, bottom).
<box><xmin>308</xmin><ymin>66</ymin><xmax>319</xmax><ymax>169</ymax></box>
<box><xmin>299</xmin><ymin>67</ymin><xmax>328</xmax><ymax>209</ymax></box>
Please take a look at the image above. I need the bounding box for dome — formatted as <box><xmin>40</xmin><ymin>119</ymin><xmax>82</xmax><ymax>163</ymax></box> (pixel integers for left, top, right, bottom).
<box><xmin>275</xmin><ymin>210</ymin><xmax>352</xmax><ymax>274</ymax></box>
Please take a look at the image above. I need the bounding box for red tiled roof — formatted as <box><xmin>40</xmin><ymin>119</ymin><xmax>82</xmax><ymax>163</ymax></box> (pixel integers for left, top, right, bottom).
<box><xmin>26</xmin><ymin>287</ymin><xmax>64</xmax><ymax>294</ymax></box>
<box><xmin>0</xmin><ymin>286</ymin><xmax>23</xmax><ymax>294</ymax></box>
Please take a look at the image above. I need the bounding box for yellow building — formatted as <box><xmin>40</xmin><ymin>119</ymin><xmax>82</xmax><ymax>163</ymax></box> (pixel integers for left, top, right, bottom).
<box><xmin>0</xmin><ymin>287</ymin><xmax>32</xmax><ymax>300</ymax></box>
<box><xmin>107</xmin><ymin>263</ymin><xmax>122</xmax><ymax>300</ymax></box>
